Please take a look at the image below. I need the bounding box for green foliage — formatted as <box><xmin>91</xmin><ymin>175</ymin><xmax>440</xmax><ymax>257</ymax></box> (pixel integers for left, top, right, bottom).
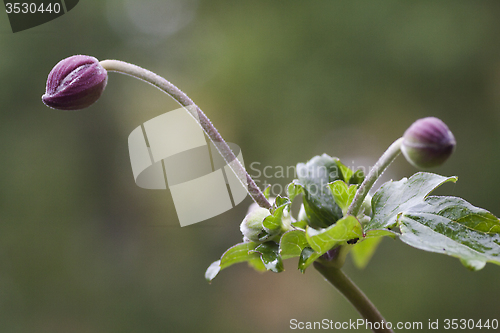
<box><xmin>306</xmin><ymin>216</ymin><xmax>361</xmax><ymax>257</ymax></box>
<box><xmin>279</xmin><ymin>230</ymin><xmax>309</xmax><ymax>260</ymax></box>
<box><xmin>297</xmin><ymin>216</ymin><xmax>362</xmax><ymax>271</ymax></box>
<box><xmin>295</xmin><ymin>154</ymin><xmax>344</xmax><ymax>229</ymax></box>
<box><xmin>205</xmin><ymin>242</ymin><xmax>262</xmax><ymax>281</ymax></box>
<box><xmin>291</xmin><ymin>220</ymin><xmax>308</xmax><ymax>229</ymax></box>
<box><xmin>399</xmin><ymin>196</ymin><xmax>500</xmax><ymax>270</ymax></box>
<box><xmin>366</xmin><ymin>172</ymin><xmax>458</xmax><ymax>232</ymax></box>
<box><xmin>263</xmin><ymin>185</ymin><xmax>271</xmax><ymax>200</ymax></box>
<box><xmin>406</xmin><ymin>196</ymin><xmax>500</xmax><ymax>234</ymax></box>
<box><xmin>287</xmin><ymin>181</ymin><xmax>303</xmax><ymax>202</ymax></box>
<box><xmin>328</xmin><ymin>180</ymin><xmax>357</xmax><ymax>215</ymax></box>
<box><xmin>336</xmin><ymin>160</ymin><xmax>365</xmax><ymax>185</ymax></box>
<box><xmin>298</xmin><ymin>247</ymin><xmax>320</xmax><ymax>273</ymax></box>
<box><xmin>368</xmin><ymin>172</ymin><xmax>500</xmax><ymax>270</ymax></box>
<box><xmin>336</xmin><ymin>160</ymin><xmax>354</xmax><ymax>183</ymax></box>
<box><xmin>262</xmin><ymin>196</ymin><xmax>289</xmax><ymax>232</ymax></box>
<box><xmin>206</xmin><ymin>159</ymin><xmax>500</xmax><ymax>281</ymax></box>
<box><xmin>249</xmin><ymin>242</ymin><xmax>284</xmax><ymax>273</ymax></box>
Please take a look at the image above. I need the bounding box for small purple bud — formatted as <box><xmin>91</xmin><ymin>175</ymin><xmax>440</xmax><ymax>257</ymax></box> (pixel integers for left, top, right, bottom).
<box><xmin>401</xmin><ymin>117</ymin><xmax>456</xmax><ymax>169</ymax></box>
<box><xmin>321</xmin><ymin>247</ymin><xmax>340</xmax><ymax>262</ymax></box>
<box><xmin>42</xmin><ymin>55</ymin><xmax>108</xmax><ymax>110</ymax></box>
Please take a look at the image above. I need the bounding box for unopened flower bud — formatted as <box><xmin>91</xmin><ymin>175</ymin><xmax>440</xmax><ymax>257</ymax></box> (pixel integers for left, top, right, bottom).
<box><xmin>240</xmin><ymin>207</ymin><xmax>276</xmax><ymax>243</ymax></box>
<box><xmin>42</xmin><ymin>55</ymin><xmax>107</xmax><ymax>110</ymax></box>
<box><xmin>401</xmin><ymin>117</ymin><xmax>456</xmax><ymax>169</ymax></box>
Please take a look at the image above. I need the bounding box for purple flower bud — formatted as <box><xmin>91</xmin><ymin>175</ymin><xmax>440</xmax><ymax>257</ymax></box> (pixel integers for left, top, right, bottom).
<box><xmin>42</xmin><ymin>55</ymin><xmax>108</xmax><ymax>110</ymax></box>
<box><xmin>401</xmin><ymin>117</ymin><xmax>456</xmax><ymax>169</ymax></box>
<box><xmin>321</xmin><ymin>246</ymin><xmax>340</xmax><ymax>262</ymax></box>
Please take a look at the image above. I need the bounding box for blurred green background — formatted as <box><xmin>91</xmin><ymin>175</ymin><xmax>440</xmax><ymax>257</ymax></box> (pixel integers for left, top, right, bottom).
<box><xmin>1</xmin><ymin>1</ymin><xmax>500</xmax><ymax>332</ymax></box>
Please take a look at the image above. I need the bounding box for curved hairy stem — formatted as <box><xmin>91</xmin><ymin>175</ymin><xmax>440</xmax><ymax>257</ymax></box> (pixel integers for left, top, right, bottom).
<box><xmin>100</xmin><ymin>59</ymin><xmax>271</xmax><ymax>210</ymax></box>
<box><xmin>347</xmin><ymin>138</ymin><xmax>403</xmax><ymax>217</ymax></box>
<box><xmin>314</xmin><ymin>262</ymin><xmax>394</xmax><ymax>333</ymax></box>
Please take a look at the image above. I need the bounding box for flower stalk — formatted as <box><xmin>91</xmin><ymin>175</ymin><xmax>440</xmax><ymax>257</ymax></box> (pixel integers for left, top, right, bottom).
<box><xmin>99</xmin><ymin>59</ymin><xmax>271</xmax><ymax>210</ymax></box>
<box><xmin>314</xmin><ymin>262</ymin><xmax>394</xmax><ymax>333</ymax></box>
<box><xmin>346</xmin><ymin>138</ymin><xmax>403</xmax><ymax>217</ymax></box>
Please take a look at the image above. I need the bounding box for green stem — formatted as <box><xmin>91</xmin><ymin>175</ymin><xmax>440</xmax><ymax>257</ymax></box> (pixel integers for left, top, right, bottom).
<box><xmin>100</xmin><ymin>59</ymin><xmax>271</xmax><ymax>210</ymax></box>
<box><xmin>347</xmin><ymin>138</ymin><xmax>403</xmax><ymax>217</ymax></box>
<box><xmin>314</xmin><ymin>262</ymin><xmax>394</xmax><ymax>333</ymax></box>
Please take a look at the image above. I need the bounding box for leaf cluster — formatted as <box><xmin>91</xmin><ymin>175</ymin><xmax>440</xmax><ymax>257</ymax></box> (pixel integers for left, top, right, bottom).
<box><xmin>206</xmin><ymin>154</ymin><xmax>500</xmax><ymax>281</ymax></box>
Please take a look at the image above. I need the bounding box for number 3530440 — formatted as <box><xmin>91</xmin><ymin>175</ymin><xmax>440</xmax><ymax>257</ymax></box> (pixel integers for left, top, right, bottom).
<box><xmin>5</xmin><ymin>3</ymin><xmax>61</xmax><ymax>14</ymax></box>
<box><xmin>443</xmin><ymin>319</ymin><xmax>498</xmax><ymax>330</ymax></box>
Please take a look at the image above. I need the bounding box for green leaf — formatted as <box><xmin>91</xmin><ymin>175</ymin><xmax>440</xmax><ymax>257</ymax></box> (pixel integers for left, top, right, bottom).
<box><xmin>273</xmin><ymin>195</ymin><xmax>290</xmax><ymax>210</ymax></box>
<box><xmin>220</xmin><ymin>242</ymin><xmax>260</xmax><ymax>269</ymax></box>
<box><xmin>279</xmin><ymin>230</ymin><xmax>309</xmax><ymax>259</ymax></box>
<box><xmin>291</xmin><ymin>220</ymin><xmax>308</xmax><ymax>229</ymax></box>
<box><xmin>263</xmin><ymin>185</ymin><xmax>271</xmax><ymax>200</ymax></box>
<box><xmin>349</xmin><ymin>169</ymin><xmax>365</xmax><ymax>185</ymax></box>
<box><xmin>248</xmin><ymin>257</ymin><xmax>267</xmax><ymax>272</ymax></box>
<box><xmin>399</xmin><ymin>213</ymin><xmax>500</xmax><ymax>271</ymax></box>
<box><xmin>263</xmin><ymin>200</ymin><xmax>289</xmax><ymax>232</ymax></box>
<box><xmin>366</xmin><ymin>172</ymin><xmax>457</xmax><ymax>232</ymax></box>
<box><xmin>205</xmin><ymin>242</ymin><xmax>262</xmax><ymax>281</ymax></box>
<box><xmin>408</xmin><ymin>196</ymin><xmax>500</xmax><ymax>234</ymax></box>
<box><xmin>334</xmin><ymin>160</ymin><xmax>365</xmax><ymax>185</ymax></box>
<box><xmin>336</xmin><ymin>160</ymin><xmax>353</xmax><ymax>183</ymax></box>
<box><xmin>306</xmin><ymin>216</ymin><xmax>362</xmax><ymax>254</ymax></box>
<box><xmin>297</xmin><ymin>215</ymin><xmax>382</xmax><ymax>272</ymax></box>
<box><xmin>328</xmin><ymin>180</ymin><xmax>357</xmax><ymax>214</ymax></box>
<box><xmin>296</xmin><ymin>154</ymin><xmax>344</xmax><ymax>228</ymax></box>
<box><xmin>298</xmin><ymin>247</ymin><xmax>321</xmax><ymax>273</ymax></box>
<box><xmin>350</xmin><ymin>236</ymin><xmax>384</xmax><ymax>269</ymax></box>
<box><xmin>364</xmin><ymin>229</ymin><xmax>396</xmax><ymax>239</ymax></box>
<box><xmin>250</xmin><ymin>242</ymin><xmax>284</xmax><ymax>273</ymax></box>
<box><xmin>287</xmin><ymin>181</ymin><xmax>303</xmax><ymax>202</ymax></box>
<box><xmin>398</xmin><ymin>196</ymin><xmax>500</xmax><ymax>270</ymax></box>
